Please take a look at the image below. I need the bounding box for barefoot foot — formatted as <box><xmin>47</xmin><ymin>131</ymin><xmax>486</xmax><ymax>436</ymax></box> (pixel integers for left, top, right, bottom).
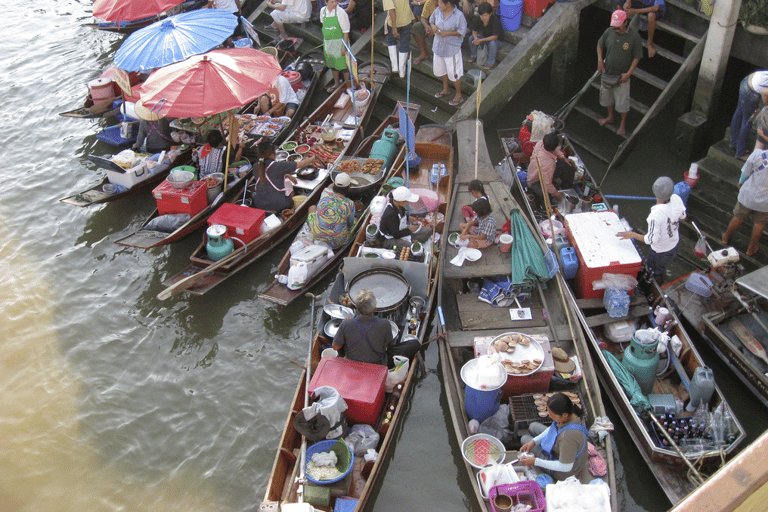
<box><xmin>617</xmin><ymin>125</ymin><xmax>627</xmax><ymax>136</ymax></box>
<box><xmin>599</xmin><ymin>117</ymin><xmax>614</xmax><ymax>127</ymax></box>
<box><xmin>648</xmin><ymin>44</ymin><xmax>656</xmax><ymax>58</ymax></box>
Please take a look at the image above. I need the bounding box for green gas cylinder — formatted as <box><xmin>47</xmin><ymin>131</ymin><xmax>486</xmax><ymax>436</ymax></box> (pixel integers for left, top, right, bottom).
<box><xmin>206</xmin><ymin>224</ymin><xmax>234</xmax><ymax>261</ymax></box>
<box><xmin>369</xmin><ymin>128</ymin><xmax>400</xmax><ymax>170</ymax></box>
<box><xmin>623</xmin><ymin>329</ymin><xmax>659</xmax><ymax>396</ymax></box>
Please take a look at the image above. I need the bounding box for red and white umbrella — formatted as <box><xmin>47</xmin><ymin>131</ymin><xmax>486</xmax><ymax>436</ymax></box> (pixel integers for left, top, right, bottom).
<box><xmin>136</xmin><ymin>47</ymin><xmax>283</xmax><ymax>119</ymax></box>
<box><xmin>93</xmin><ymin>0</ymin><xmax>185</xmax><ymax>22</ymax></box>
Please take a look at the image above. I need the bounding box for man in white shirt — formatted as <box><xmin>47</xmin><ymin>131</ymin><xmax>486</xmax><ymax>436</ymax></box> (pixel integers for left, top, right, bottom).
<box><xmin>257</xmin><ymin>74</ymin><xmax>300</xmax><ymax>118</ymax></box>
<box><xmin>265</xmin><ymin>0</ymin><xmax>312</xmax><ymax>40</ymax></box>
<box><xmin>617</xmin><ymin>176</ymin><xmax>686</xmax><ymax>283</ymax></box>
<box><xmin>207</xmin><ymin>0</ymin><xmax>240</xmax><ymax>13</ymax></box>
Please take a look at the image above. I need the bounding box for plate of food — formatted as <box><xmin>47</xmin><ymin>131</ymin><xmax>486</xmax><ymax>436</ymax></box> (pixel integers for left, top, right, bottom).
<box><xmin>489</xmin><ymin>332</ymin><xmax>545</xmax><ymax>376</ymax></box>
<box><xmin>281</xmin><ymin>141</ymin><xmax>297</xmax><ymax>152</ymax></box>
<box><xmin>273</xmin><ymin>116</ymin><xmax>291</xmax><ymax>124</ymax></box>
<box><xmin>259</xmin><ymin>128</ymin><xmax>276</xmax><ymax>137</ymax></box>
<box><xmin>295</xmin><ymin>144</ymin><xmax>310</xmax><ymax>154</ymax></box>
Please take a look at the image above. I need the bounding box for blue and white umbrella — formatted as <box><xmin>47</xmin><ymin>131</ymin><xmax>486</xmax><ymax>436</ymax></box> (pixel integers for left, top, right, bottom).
<box><xmin>114</xmin><ymin>9</ymin><xmax>238</xmax><ymax>72</ymax></box>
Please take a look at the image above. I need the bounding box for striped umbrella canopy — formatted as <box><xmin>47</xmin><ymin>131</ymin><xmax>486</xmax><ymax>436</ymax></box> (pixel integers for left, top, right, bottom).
<box><xmin>114</xmin><ymin>9</ymin><xmax>238</xmax><ymax>72</ymax></box>
<box><xmin>93</xmin><ymin>0</ymin><xmax>185</xmax><ymax>22</ymax></box>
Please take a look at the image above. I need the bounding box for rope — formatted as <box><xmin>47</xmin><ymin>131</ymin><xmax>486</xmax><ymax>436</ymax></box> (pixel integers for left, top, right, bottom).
<box><xmin>424</xmin><ymin>330</ymin><xmax>450</xmax><ymax>345</ymax></box>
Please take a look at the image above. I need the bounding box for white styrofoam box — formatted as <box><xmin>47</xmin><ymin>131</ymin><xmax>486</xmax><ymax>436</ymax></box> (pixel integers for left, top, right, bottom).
<box><xmin>107</xmin><ymin>162</ymin><xmax>151</xmax><ymax>189</ymax></box>
<box><xmin>565</xmin><ymin>211</ymin><xmax>642</xmax><ymax>268</ymax></box>
<box><xmin>708</xmin><ymin>247</ymin><xmax>739</xmax><ymax>267</ymax></box>
<box><xmin>546</xmin><ymin>481</ymin><xmax>611</xmax><ymax>512</ymax></box>
<box><xmin>260</xmin><ymin>214</ymin><xmax>281</xmax><ymax>233</ymax></box>
<box><xmin>605</xmin><ymin>319</ymin><xmax>637</xmax><ymax>343</ymax></box>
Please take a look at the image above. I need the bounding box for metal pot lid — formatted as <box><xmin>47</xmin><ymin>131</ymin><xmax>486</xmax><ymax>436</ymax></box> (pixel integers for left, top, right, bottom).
<box><xmin>324</xmin><ymin>318</ymin><xmax>343</xmax><ymax>338</ymax></box>
<box><xmin>323</xmin><ymin>303</ymin><xmax>354</xmax><ymax>320</ymax></box>
<box><xmin>348</xmin><ymin>269</ymin><xmax>410</xmax><ymax>311</ymax></box>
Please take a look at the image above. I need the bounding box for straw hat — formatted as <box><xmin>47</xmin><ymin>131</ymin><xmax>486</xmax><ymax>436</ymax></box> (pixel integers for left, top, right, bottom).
<box><xmin>133</xmin><ymin>99</ymin><xmax>164</xmax><ymax>121</ymax></box>
<box><xmin>552</xmin><ymin>347</ymin><xmax>576</xmax><ymax>374</ymax></box>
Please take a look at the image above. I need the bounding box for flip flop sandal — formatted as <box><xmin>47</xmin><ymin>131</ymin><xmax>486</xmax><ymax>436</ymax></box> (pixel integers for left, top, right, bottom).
<box><xmin>434</xmin><ymin>91</ymin><xmax>449</xmax><ymax>98</ymax></box>
<box><xmin>414</xmin><ymin>56</ymin><xmax>428</xmax><ymax>66</ymax></box>
<box><xmin>449</xmin><ymin>98</ymin><xmax>463</xmax><ymax>106</ymax></box>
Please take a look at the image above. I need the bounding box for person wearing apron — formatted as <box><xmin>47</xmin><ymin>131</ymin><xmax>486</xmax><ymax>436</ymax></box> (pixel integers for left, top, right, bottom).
<box><xmin>321</xmin><ymin>0</ymin><xmax>351</xmax><ymax>92</ymax></box>
<box><xmin>377</xmin><ymin>186</ymin><xmax>432</xmax><ymax>249</ymax></box>
<box><xmin>519</xmin><ymin>392</ymin><xmax>592</xmax><ymax>483</ymax></box>
<box><xmin>332</xmin><ymin>290</ymin><xmax>392</xmax><ymax>366</ymax></box>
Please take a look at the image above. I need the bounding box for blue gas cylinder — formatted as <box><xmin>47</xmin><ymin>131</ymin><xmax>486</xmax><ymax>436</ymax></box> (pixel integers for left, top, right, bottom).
<box><xmin>623</xmin><ymin>329</ymin><xmax>660</xmax><ymax>395</ymax></box>
<box><xmin>369</xmin><ymin>128</ymin><xmax>400</xmax><ymax>169</ymax></box>
<box><xmin>206</xmin><ymin>224</ymin><xmax>234</xmax><ymax>261</ymax></box>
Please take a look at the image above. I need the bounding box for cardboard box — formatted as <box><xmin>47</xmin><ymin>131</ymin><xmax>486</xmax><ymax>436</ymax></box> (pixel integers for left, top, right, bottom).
<box><xmin>208</xmin><ymin>203</ymin><xmax>265</xmax><ymax>244</ymax></box>
<box><xmin>564</xmin><ymin>211</ymin><xmax>642</xmax><ymax>299</ymax></box>
<box><xmin>153</xmin><ymin>180</ymin><xmax>207</xmax><ymax>216</ymax></box>
<box><xmin>308</xmin><ymin>358</ymin><xmax>387</xmax><ymax>425</ymax></box>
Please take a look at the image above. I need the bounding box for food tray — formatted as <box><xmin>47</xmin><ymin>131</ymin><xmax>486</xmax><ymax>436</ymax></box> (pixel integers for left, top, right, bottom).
<box><xmin>96</xmin><ymin>124</ymin><xmax>138</xmax><ymax>146</ymax></box>
<box><xmin>489</xmin><ymin>332</ymin><xmax>545</xmax><ymax>376</ymax></box>
<box><xmin>508</xmin><ymin>392</ymin><xmax>582</xmax><ymax>434</ymax></box>
<box><xmin>488</xmin><ymin>480</ymin><xmax>545</xmax><ymax>512</ymax></box>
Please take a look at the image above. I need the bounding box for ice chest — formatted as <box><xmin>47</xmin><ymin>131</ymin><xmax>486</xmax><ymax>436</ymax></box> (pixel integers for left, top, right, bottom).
<box><xmin>564</xmin><ymin>211</ymin><xmax>642</xmax><ymax>299</ymax></box>
<box><xmin>208</xmin><ymin>203</ymin><xmax>265</xmax><ymax>244</ymax></box>
<box><xmin>308</xmin><ymin>357</ymin><xmax>387</xmax><ymax>425</ymax></box>
<box><xmin>523</xmin><ymin>0</ymin><xmax>552</xmax><ymax>17</ymax></box>
<box><xmin>501</xmin><ymin>336</ymin><xmax>554</xmax><ymax>399</ymax></box>
<box><xmin>153</xmin><ymin>180</ymin><xmax>207</xmax><ymax>216</ymax></box>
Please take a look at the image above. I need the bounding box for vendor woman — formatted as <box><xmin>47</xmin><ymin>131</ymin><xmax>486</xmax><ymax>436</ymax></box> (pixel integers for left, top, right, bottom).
<box><xmin>519</xmin><ymin>392</ymin><xmax>591</xmax><ymax>483</ymax></box>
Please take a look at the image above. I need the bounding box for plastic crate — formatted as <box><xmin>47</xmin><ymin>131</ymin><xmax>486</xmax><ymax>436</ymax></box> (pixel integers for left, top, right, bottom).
<box><xmin>489</xmin><ymin>480</ymin><xmax>545</xmax><ymax>512</ymax></box>
<box><xmin>96</xmin><ymin>124</ymin><xmax>138</xmax><ymax>146</ymax></box>
<box><xmin>333</xmin><ymin>497</ymin><xmax>359</xmax><ymax>512</ymax></box>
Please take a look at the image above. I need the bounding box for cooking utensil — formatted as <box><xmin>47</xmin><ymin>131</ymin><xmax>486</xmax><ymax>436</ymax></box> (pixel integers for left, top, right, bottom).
<box><xmin>461</xmin><ymin>434</ymin><xmax>508</xmax><ymax>468</ymax></box>
<box><xmin>324</xmin><ymin>318</ymin><xmax>343</xmax><ymax>338</ymax></box>
<box><xmin>323</xmin><ymin>303</ymin><xmax>354</xmax><ymax>320</ymax></box>
<box><xmin>347</xmin><ymin>268</ymin><xmax>411</xmax><ymax>313</ymax></box>
<box><xmin>388</xmin><ymin>319</ymin><xmax>399</xmax><ymax>339</ymax></box>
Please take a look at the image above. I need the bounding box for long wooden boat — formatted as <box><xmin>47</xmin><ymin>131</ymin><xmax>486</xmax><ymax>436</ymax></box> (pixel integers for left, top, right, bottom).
<box><xmin>157</xmin><ymin>80</ymin><xmax>382</xmax><ymax>297</ymax></box>
<box><xmin>502</xmin><ymin>124</ymin><xmax>746</xmax><ymax>505</ymax></box>
<box><xmin>258</xmin><ymin>104</ymin><xmax>420</xmax><ymax>306</ymax></box>
<box><xmin>261</xmin><ymin>137</ymin><xmax>453</xmax><ymax>511</ymax></box>
<box><xmin>665</xmin><ymin>263</ymin><xmax>768</xmax><ymax>409</ymax></box>
<box><xmin>83</xmin><ymin>0</ymin><xmax>207</xmax><ymax>33</ymax></box>
<box><xmin>438</xmin><ymin>119</ymin><xmax>617</xmax><ymax>511</ymax></box>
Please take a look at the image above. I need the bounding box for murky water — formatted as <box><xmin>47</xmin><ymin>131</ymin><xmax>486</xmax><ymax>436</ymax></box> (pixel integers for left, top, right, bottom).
<box><xmin>2</xmin><ymin>2</ymin><xmax>766</xmax><ymax>511</ymax></box>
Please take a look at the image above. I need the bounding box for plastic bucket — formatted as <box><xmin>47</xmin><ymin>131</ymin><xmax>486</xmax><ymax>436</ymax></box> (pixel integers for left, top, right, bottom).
<box><xmin>89</xmin><ymin>77</ymin><xmax>114</xmax><ymax>102</ymax></box>
<box><xmin>499</xmin><ymin>233</ymin><xmax>514</xmax><ymax>253</ymax></box>
<box><xmin>684</xmin><ymin>170</ymin><xmax>700</xmax><ymax>188</ymax></box>
<box><xmin>353</xmin><ymin>89</ymin><xmax>371</xmax><ymax>116</ymax></box>
<box><xmin>499</xmin><ymin>0</ymin><xmax>523</xmax><ymax>32</ymax></box>
<box><xmin>460</xmin><ymin>358</ymin><xmax>507</xmax><ymax>422</ymax></box>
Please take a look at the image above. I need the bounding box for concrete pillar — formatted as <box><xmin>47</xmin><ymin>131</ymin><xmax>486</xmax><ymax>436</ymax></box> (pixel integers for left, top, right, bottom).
<box><xmin>549</xmin><ymin>27</ymin><xmax>579</xmax><ymax>97</ymax></box>
<box><xmin>691</xmin><ymin>0</ymin><xmax>741</xmax><ymax>118</ymax></box>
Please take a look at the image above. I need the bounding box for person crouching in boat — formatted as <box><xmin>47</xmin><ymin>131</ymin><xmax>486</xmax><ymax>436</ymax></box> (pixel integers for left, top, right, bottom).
<box><xmin>519</xmin><ymin>392</ymin><xmax>592</xmax><ymax>483</ymax></box>
<box><xmin>250</xmin><ymin>138</ymin><xmax>318</xmax><ymax>213</ymax></box>
<box><xmin>195</xmin><ymin>130</ymin><xmax>244</xmax><ymax>179</ymax></box>
<box><xmin>378</xmin><ymin>186</ymin><xmax>432</xmax><ymax>249</ymax></box>
<box><xmin>256</xmin><ymin>75</ymin><xmax>300</xmax><ymax>118</ymax></box>
<box><xmin>332</xmin><ymin>290</ymin><xmax>392</xmax><ymax>366</ymax></box>
<box><xmin>306</xmin><ymin>173</ymin><xmax>357</xmax><ymax>249</ymax></box>
<box><xmin>458</xmin><ymin>197</ymin><xmax>496</xmax><ymax>249</ymax></box>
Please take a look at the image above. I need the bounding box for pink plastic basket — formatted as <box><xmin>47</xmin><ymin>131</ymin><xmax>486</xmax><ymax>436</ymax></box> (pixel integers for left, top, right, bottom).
<box><xmin>489</xmin><ymin>480</ymin><xmax>546</xmax><ymax>512</ymax></box>
<box><xmin>410</xmin><ymin>188</ymin><xmax>440</xmax><ymax>212</ymax></box>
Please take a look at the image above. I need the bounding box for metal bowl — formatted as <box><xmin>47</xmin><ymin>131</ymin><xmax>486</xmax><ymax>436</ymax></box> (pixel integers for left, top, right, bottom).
<box><xmin>167</xmin><ymin>170</ymin><xmax>194</xmax><ymax>189</ymax></box>
<box><xmin>323</xmin><ymin>303</ymin><xmax>354</xmax><ymax>320</ymax></box>
<box><xmin>324</xmin><ymin>318</ymin><xmax>343</xmax><ymax>338</ymax></box>
<box><xmin>388</xmin><ymin>319</ymin><xmax>399</xmax><ymax>339</ymax></box>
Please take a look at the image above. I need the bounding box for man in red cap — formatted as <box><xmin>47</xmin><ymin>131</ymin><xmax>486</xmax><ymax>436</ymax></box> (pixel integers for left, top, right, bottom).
<box><xmin>596</xmin><ymin>10</ymin><xmax>642</xmax><ymax>136</ymax></box>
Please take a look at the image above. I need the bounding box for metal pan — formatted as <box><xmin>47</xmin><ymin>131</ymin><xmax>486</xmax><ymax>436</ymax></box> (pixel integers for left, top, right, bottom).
<box><xmin>323</xmin><ymin>303</ymin><xmax>354</xmax><ymax>320</ymax></box>
<box><xmin>324</xmin><ymin>318</ymin><xmax>343</xmax><ymax>338</ymax></box>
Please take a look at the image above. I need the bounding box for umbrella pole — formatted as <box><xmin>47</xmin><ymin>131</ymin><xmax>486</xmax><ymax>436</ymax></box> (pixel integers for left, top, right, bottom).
<box><xmin>370</xmin><ymin>1</ymin><xmax>375</xmax><ymax>82</ymax></box>
<box><xmin>533</xmin><ymin>153</ymin><xmax>563</xmax><ymax>268</ymax></box>
<box><xmin>223</xmin><ymin>113</ymin><xmax>235</xmax><ymax>191</ymax></box>
<box><xmin>474</xmin><ymin>80</ymin><xmax>481</xmax><ymax>179</ymax></box>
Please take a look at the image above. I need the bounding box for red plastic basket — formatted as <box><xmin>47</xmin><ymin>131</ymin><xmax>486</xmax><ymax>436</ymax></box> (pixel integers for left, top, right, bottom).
<box><xmin>489</xmin><ymin>480</ymin><xmax>546</xmax><ymax>512</ymax></box>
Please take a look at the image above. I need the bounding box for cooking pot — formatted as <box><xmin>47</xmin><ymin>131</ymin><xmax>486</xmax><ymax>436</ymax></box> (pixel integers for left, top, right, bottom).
<box><xmin>296</xmin><ymin>166</ymin><xmax>319</xmax><ymax>180</ymax></box>
<box><xmin>277</xmin><ymin>39</ymin><xmax>296</xmax><ymax>52</ymax></box>
<box><xmin>346</xmin><ymin>268</ymin><xmax>411</xmax><ymax>314</ymax></box>
<box><xmin>324</xmin><ymin>318</ymin><xmax>343</xmax><ymax>338</ymax></box>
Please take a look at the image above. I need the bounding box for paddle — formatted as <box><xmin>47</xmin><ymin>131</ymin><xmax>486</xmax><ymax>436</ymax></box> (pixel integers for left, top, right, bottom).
<box><xmin>156</xmin><ymin>243</ymin><xmax>249</xmax><ymax>301</ymax></box>
<box><xmin>299</xmin><ymin>292</ymin><xmax>322</xmax><ymax>503</ymax></box>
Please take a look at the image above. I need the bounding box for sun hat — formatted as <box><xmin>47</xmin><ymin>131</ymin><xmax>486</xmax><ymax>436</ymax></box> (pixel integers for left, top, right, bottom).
<box><xmin>133</xmin><ymin>99</ymin><xmax>164</xmax><ymax>121</ymax></box>
<box><xmin>334</xmin><ymin>173</ymin><xmax>351</xmax><ymax>187</ymax></box>
<box><xmin>652</xmin><ymin>176</ymin><xmax>675</xmax><ymax>202</ymax></box>
<box><xmin>552</xmin><ymin>347</ymin><xmax>576</xmax><ymax>374</ymax></box>
<box><xmin>610</xmin><ymin>10</ymin><xmax>627</xmax><ymax>27</ymax></box>
<box><xmin>392</xmin><ymin>186</ymin><xmax>419</xmax><ymax>202</ymax></box>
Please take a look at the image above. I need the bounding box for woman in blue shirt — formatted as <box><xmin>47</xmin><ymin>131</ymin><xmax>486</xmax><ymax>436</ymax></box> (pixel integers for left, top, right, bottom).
<box><xmin>429</xmin><ymin>0</ymin><xmax>467</xmax><ymax>106</ymax></box>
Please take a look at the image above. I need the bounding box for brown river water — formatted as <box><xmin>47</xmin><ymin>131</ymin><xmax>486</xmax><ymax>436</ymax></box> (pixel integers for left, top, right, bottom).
<box><xmin>1</xmin><ymin>1</ymin><xmax>766</xmax><ymax>511</ymax></box>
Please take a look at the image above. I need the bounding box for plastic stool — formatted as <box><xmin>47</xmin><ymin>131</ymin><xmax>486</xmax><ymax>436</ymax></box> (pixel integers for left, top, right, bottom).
<box><xmin>465</xmin><ymin>69</ymin><xmax>487</xmax><ymax>88</ymax></box>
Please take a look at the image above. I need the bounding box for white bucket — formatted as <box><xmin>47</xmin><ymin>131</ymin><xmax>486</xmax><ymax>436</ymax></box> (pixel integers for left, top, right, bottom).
<box><xmin>353</xmin><ymin>89</ymin><xmax>371</xmax><ymax>116</ymax></box>
<box><xmin>321</xmin><ymin>348</ymin><xmax>338</xmax><ymax>358</ymax></box>
<box><xmin>88</xmin><ymin>77</ymin><xmax>114</xmax><ymax>102</ymax></box>
<box><xmin>498</xmin><ymin>234</ymin><xmax>514</xmax><ymax>253</ymax></box>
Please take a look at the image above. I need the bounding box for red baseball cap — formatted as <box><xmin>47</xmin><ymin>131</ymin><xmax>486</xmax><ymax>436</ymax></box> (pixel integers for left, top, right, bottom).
<box><xmin>610</xmin><ymin>10</ymin><xmax>627</xmax><ymax>27</ymax></box>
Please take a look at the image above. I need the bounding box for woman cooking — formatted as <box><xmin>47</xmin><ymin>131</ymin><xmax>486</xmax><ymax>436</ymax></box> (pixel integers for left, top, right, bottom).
<box><xmin>321</xmin><ymin>0</ymin><xmax>351</xmax><ymax>93</ymax></box>
<box><xmin>250</xmin><ymin>139</ymin><xmax>321</xmax><ymax>213</ymax></box>
<box><xmin>519</xmin><ymin>392</ymin><xmax>592</xmax><ymax>483</ymax></box>
<box><xmin>429</xmin><ymin>0</ymin><xmax>467</xmax><ymax>107</ymax></box>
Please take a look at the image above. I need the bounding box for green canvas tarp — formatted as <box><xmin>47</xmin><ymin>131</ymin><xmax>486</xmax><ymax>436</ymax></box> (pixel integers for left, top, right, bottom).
<box><xmin>602</xmin><ymin>349</ymin><xmax>652</xmax><ymax>416</ymax></box>
<box><xmin>509</xmin><ymin>208</ymin><xmax>550</xmax><ymax>287</ymax></box>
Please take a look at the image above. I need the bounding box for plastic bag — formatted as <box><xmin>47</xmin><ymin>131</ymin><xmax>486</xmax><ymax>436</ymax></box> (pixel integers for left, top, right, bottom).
<box><xmin>112</xmin><ymin>149</ymin><xmax>137</xmax><ymax>169</ymax></box>
<box><xmin>592</xmin><ymin>272</ymin><xmax>638</xmax><ymax>291</ymax></box>
<box><xmin>385</xmin><ymin>356</ymin><xmax>409</xmax><ymax>392</ymax></box>
<box><xmin>345</xmin><ymin>424</ymin><xmax>380</xmax><ymax>456</ymax></box>
<box><xmin>144</xmin><ymin>213</ymin><xmax>191</xmax><ymax>233</ymax></box>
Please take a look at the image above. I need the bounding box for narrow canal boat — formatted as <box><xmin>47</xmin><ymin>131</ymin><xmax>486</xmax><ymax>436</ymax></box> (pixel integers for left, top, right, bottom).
<box><xmin>438</xmin><ymin>119</ymin><xmax>617</xmax><ymax>511</ymax></box>
<box><xmin>501</xmin><ymin>123</ymin><xmax>746</xmax><ymax>505</ymax></box>
<box><xmin>260</xmin><ymin>137</ymin><xmax>453</xmax><ymax>511</ymax></box>
<box><xmin>156</xmin><ymin>80</ymin><xmax>381</xmax><ymax>299</ymax></box>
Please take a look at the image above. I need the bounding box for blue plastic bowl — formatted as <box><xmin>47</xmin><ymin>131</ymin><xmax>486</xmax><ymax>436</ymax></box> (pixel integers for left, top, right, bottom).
<box><xmin>305</xmin><ymin>439</ymin><xmax>354</xmax><ymax>485</ymax></box>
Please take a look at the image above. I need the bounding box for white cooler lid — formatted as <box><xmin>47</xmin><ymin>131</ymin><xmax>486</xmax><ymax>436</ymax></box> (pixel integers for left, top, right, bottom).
<box><xmin>565</xmin><ymin>211</ymin><xmax>641</xmax><ymax>269</ymax></box>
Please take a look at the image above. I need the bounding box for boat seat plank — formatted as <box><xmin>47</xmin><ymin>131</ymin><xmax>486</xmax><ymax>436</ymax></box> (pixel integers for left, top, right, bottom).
<box><xmin>653</xmin><ymin>377</ymin><xmax>690</xmax><ymax>403</ymax></box>
<box><xmin>576</xmin><ymin>295</ymin><xmax>648</xmax><ymax>309</ymax></box>
<box><xmin>443</xmin><ymin>262</ymin><xmax>512</xmax><ymax>279</ymax></box>
<box><xmin>448</xmin><ymin>326</ymin><xmax>573</xmax><ymax>347</ymax></box>
<box><xmin>585</xmin><ymin>305</ymin><xmax>653</xmax><ymax>328</ymax></box>
<box><xmin>456</xmin><ymin>293</ymin><xmax>546</xmax><ymax>330</ymax></box>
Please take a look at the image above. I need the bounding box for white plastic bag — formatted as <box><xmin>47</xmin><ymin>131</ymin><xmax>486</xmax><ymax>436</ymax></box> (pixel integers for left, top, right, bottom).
<box><xmin>385</xmin><ymin>356</ymin><xmax>409</xmax><ymax>392</ymax></box>
<box><xmin>345</xmin><ymin>424</ymin><xmax>380</xmax><ymax>456</ymax></box>
<box><xmin>592</xmin><ymin>272</ymin><xmax>638</xmax><ymax>291</ymax></box>
<box><xmin>112</xmin><ymin>149</ymin><xmax>137</xmax><ymax>169</ymax></box>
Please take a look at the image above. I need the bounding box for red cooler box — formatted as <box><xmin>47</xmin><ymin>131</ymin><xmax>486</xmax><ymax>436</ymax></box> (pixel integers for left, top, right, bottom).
<box><xmin>308</xmin><ymin>358</ymin><xmax>387</xmax><ymax>425</ymax></box>
<box><xmin>208</xmin><ymin>203</ymin><xmax>265</xmax><ymax>244</ymax></box>
<box><xmin>501</xmin><ymin>336</ymin><xmax>554</xmax><ymax>399</ymax></box>
<box><xmin>523</xmin><ymin>0</ymin><xmax>553</xmax><ymax>18</ymax></box>
<box><xmin>564</xmin><ymin>211</ymin><xmax>643</xmax><ymax>299</ymax></box>
<box><xmin>153</xmin><ymin>180</ymin><xmax>207</xmax><ymax>216</ymax></box>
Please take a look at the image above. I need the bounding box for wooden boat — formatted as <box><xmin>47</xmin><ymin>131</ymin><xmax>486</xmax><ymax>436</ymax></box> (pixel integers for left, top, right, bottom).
<box><xmin>261</xmin><ymin>137</ymin><xmax>453</xmax><ymax>512</ymax></box>
<box><xmin>258</xmin><ymin>103</ymin><xmax>420</xmax><ymax>306</ymax></box>
<box><xmin>665</xmin><ymin>264</ymin><xmax>768</xmax><ymax>409</ymax></box>
<box><xmin>59</xmin><ymin>68</ymin><xmax>142</xmax><ymax>119</ymax></box>
<box><xmin>438</xmin><ymin>119</ymin><xmax>617</xmax><ymax>511</ymax></box>
<box><xmin>501</xmin><ymin>124</ymin><xmax>746</xmax><ymax>505</ymax></box>
<box><xmin>83</xmin><ymin>0</ymin><xmax>207</xmax><ymax>33</ymax></box>
<box><xmin>156</xmin><ymin>80</ymin><xmax>382</xmax><ymax>298</ymax></box>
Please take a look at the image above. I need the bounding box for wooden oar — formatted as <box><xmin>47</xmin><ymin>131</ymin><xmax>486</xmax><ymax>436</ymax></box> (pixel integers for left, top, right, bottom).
<box><xmin>299</xmin><ymin>292</ymin><xmax>321</xmax><ymax>503</ymax></box>
<box><xmin>156</xmin><ymin>243</ymin><xmax>248</xmax><ymax>301</ymax></box>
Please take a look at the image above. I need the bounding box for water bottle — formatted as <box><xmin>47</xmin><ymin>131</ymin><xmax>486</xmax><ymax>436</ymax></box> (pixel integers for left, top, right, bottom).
<box><xmin>430</xmin><ymin>164</ymin><xmax>439</xmax><ymax>184</ymax></box>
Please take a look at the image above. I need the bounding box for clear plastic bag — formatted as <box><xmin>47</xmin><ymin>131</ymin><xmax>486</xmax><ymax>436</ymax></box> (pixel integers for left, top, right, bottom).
<box><xmin>592</xmin><ymin>273</ymin><xmax>638</xmax><ymax>291</ymax></box>
<box><xmin>345</xmin><ymin>424</ymin><xmax>380</xmax><ymax>456</ymax></box>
